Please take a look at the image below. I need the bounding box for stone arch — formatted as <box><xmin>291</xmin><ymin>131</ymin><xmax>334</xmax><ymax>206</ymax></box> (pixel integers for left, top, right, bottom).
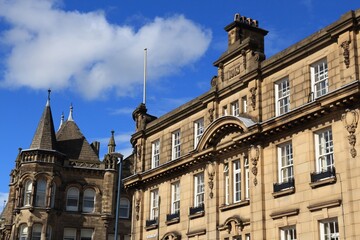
<box><xmin>196</xmin><ymin>115</ymin><xmax>254</xmax><ymax>150</ymax></box>
<box><xmin>222</xmin><ymin>216</ymin><xmax>244</xmax><ymax>235</ymax></box>
<box><xmin>161</xmin><ymin>232</ymin><xmax>181</xmax><ymax>240</ymax></box>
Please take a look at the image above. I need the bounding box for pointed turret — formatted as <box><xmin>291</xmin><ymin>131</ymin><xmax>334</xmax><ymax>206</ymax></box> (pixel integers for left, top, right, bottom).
<box><xmin>67</xmin><ymin>104</ymin><xmax>74</xmax><ymax>121</ymax></box>
<box><xmin>29</xmin><ymin>90</ymin><xmax>57</xmax><ymax>150</ymax></box>
<box><xmin>58</xmin><ymin>112</ymin><xmax>65</xmax><ymax>131</ymax></box>
<box><xmin>108</xmin><ymin>130</ymin><xmax>116</xmax><ymax>153</ymax></box>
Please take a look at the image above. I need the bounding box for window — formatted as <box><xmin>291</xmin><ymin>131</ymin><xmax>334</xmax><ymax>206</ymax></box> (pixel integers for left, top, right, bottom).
<box><xmin>280</xmin><ymin>226</ymin><xmax>297</xmax><ymax>240</ymax></box>
<box><xmin>245</xmin><ymin>234</ymin><xmax>251</xmax><ymax>240</ymax></box>
<box><xmin>231</xmin><ymin>101</ymin><xmax>240</xmax><ymax>116</ymax></box>
<box><xmin>194</xmin><ymin>118</ymin><xmax>204</xmax><ymax>148</ymax></box>
<box><xmin>241</xmin><ymin>96</ymin><xmax>247</xmax><ymax>113</ymax></box>
<box><xmin>19</xmin><ymin>224</ymin><xmax>28</xmax><ymax>240</ymax></box>
<box><xmin>23</xmin><ymin>180</ymin><xmax>33</xmax><ymax>206</ymax></box>
<box><xmin>278</xmin><ymin>143</ymin><xmax>294</xmax><ymax>183</ymax></box>
<box><xmin>224</xmin><ymin>164</ymin><xmax>229</xmax><ymax>205</ymax></box>
<box><xmin>233</xmin><ymin>160</ymin><xmax>241</xmax><ymax>203</ymax></box>
<box><xmin>244</xmin><ymin>157</ymin><xmax>250</xmax><ymax>199</ymax></box>
<box><xmin>151</xmin><ymin>140</ymin><xmax>160</xmax><ymax>168</ymax></box>
<box><xmin>223</xmin><ymin>106</ymin><xmax>228</xmax><ymax>116</ymax></box>
<box><xmin>194</xmin><ymin>173</ymin><xmax>204</xmax><ymax>207</ymax></box>
<box><xmin>80</xmin><ymin>229</ymin><xmax>93</xmax><ymax>240</ymax></box>
<box><xmin>171</xmin><ymin>182</ymin><xmax>180</xmax><ymax>214</ymax></box>
<box><xmin>119</xmin><ymin>198</ymin><xmax>130</xmax><ymax>218</ymax></box>
<box><xmin>35</xmin><ymin>179</ymin><xmax>46</xmax><ymax>207</ymax></box>
<box><xmin>315</xmin><ymin>128</ymin><xmax>334</xmax><ymax>172</ymax></box>
<box><xmin>83</xmin><ymin>189</ymin><xmax>95</xmax><ymax>213</ymax></box>
<box><xmin>320</xmin><ymin>218</ymin><xmax>339</xmax><ymax>240</ymax></box>
<box><xmin>50</xmin><ymin>183</ymin><xmax>56</xmax><ymax>208</ymax></box>
<box><xmin>275</xmin><ymin>78</ymin><xmax>290</xmax><ymax>116</ymax></box>
<box><xmin>311</xmin><ymin>59</ymin><xmax>328</xmax><ymax>99</ymax></box>
<box><xmin>32</xmin><ymin>224</ymin><xmax>42</xmax><ymax>240</ymax></box>
<box><xmin>66</xmin><ymin>187</ymin><xmax>79</xmax><ymax>211</ymax></box>
<box><xmin>172</xmin><ymin>130</ymin><xmax>181</xmax><ymax>160</ymax></box>
<box><xmin>63</xmin><ymin>228</ymin><xmax>76</xmax><ymax>240</ymax></box>
<box><xmin>150</xmin><ymin>189</ymin><xmax>159</xmax><ymax>220</ymax></box>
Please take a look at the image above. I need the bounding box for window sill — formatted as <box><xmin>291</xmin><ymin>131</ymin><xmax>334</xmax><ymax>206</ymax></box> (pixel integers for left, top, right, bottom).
<box><xmin>145</xmin><ymin>224</ymin><xmax>158</xmax><ymax>231</ymax></box>
<box><xmin>309</xmin><ymin>176</ymin><xmax>336</xmax><ymax>188</ymax></box>
<box><xmin>219</xmin><ymin>200</ymin><xmax>250</xmax><ymax>212</ymax></box>
<box><xmin>272</xmin><ymin>187</ymin><xmax>295</xmax><ymax>198</ymax></box>
<box><xmin>165</xmin><ymin>217</ymin><xmax>179</xmax><ymax>225</ymax></box>
<box><xmin>188</xmin><ymin>211</ymin><xmax>204</xmax><ymax>219</ymax></box>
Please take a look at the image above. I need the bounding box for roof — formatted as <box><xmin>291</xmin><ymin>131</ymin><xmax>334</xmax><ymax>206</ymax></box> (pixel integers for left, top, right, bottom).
<box><xmin>56</xmin><ymin>120</ymin><xmax>100</xmax><ymax>162</ymax></box>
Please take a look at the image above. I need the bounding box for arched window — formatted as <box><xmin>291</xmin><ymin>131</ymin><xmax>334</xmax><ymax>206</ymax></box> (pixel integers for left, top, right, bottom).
<box><xmin>19</xmin><ymin>224</ymin><xmax>28</xmax><ymax>240</ymax></box>
<box><xmin>35</xmin><ymin>180</ymin><xmax>46</xmax><ymax>207</ymax></box>
<box><xmin>32</xmin><ymin>224</ymin><xmax>42</xmax><ymax>240</ymax></box>
<box><xmin>23</xmin><ymin>180</ymin><xmax>33</xmax><ymax>206</ymax></box>
<box><xmin>82</xmin><ymin>189</ymin><xmax>95</xmax><ymax>213</ymax></box>
<box><xmin>66</xmin><ymin>187</ymin><xmax>79</xmax><ymax>211</ymax></box>
<box><xmin>50</xmin><ymin>183</ymin><xmax>56</xmax><ymax>208</ymax></box>
<box><xmin>119</xmin><ymin>198</ymin><xmax>130</xmax><ymax>218</ymax></box>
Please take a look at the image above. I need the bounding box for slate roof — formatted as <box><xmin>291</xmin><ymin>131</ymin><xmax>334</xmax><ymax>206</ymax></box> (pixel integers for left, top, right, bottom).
<box><xmin>29</xmin><ymin>100</ymin><xmax>57</xmax><ymax>150</ymax></box>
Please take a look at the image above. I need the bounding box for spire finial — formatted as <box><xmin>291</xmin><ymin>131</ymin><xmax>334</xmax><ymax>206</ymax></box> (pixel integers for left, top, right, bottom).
<box><xmin>58</xmin><ymin>112</ymin><xmax>64</xmax><ymax>130</ymax></box>
<box><xmin>68</xmin><ymin>103</ymin><xmax>74</xmax><ymax>121</ymax></box>
<box><xmin>108</xmin><ymin>130</ymin><xmax>116</xmax><ymax>153</ymax></box>
<box><xmin>46</xmin><ymin>89</ymin><xmax>51</xmax><ymax>106</ymax></box>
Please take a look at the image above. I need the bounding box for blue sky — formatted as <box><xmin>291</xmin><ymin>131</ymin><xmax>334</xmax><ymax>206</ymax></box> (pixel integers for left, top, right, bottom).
<box><xmin>0</xmin><ymin>0</ymin><xmax>359</xmax><ymax>210</ymax></box>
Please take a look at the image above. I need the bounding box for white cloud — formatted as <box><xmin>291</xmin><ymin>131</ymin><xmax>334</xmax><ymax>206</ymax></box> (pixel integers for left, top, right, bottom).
<box><xmin>0</xmin><ymin>0</ymin><xmax>212</xmax><ymax>99</ymax></box>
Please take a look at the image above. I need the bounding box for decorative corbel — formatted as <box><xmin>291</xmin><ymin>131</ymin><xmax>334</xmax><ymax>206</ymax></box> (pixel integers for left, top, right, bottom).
<box><xmin>241</xmin><ymin>49</ymin><xmax>247</xmax><ymax>70</ymax></box>
<box><xmin>340</xmin><ymin>40</ymin><xmax>351</xmax><ymax>69</ymax></box>
<box><xmin>342</xmin><ymin>109</ymin><xmax>359</xmax><ymax>158</ymax></box>
<box><xmin>249</xmin><ymin>145</ymin><xmax>260</xmax><ymax>186</ymax></box>
<box><xmin>134</xmin><ymin>189</ymin><xmax>142</xmax><ymax>221</ymax></box>
<box><xmin>208</xmin><ymin>108</ymin><xmax>214</xmax><ymax>123</ymax></box>
<box><xmin>207</xmin><ymin>162</ymin><xmax>215</xmax><ymax>198</ymax></box>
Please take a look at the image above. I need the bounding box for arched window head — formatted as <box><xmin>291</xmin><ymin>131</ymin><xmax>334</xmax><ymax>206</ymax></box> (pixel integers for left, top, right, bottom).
<box><xmin>19</xmin><ymin>224</ymin><xmax>28</xmax><ymax>240</ymax></box>
<box><xmin>32</xmin><ymin>224</ymin><xmax>42</xmax><ymax>240</ymax></box>
<box><xmin>83</xmin><ymin>188</ymin><xmax>95</xmax><ymax>213</ymax></box>
<box><xmin>66</xmin><ymin>187</ymin><xmax>79</xmax><ymax>211</ymax></box>
<box><xmin>35</xmin><ymin>179</ymin><xmax>46</xmax><ymax>207</ymax></box>
<box><xmin>23</xmin><ymin>180</ymin><xmax>33</xmax><ymax>207</ymax></box>
<box><xmin>119</xmin><ymin>198</ymin><xmax>130</xmax><ymax>218</ymax></box>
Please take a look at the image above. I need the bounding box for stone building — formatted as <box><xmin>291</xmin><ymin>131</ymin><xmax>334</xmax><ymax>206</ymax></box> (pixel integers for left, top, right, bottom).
<box><xmin>0</xmin><ymin>92</ymin><xmax>132</xmax><ymax>240</ymax></box>
<box><xmin>124</xmin><ymin>9</ymin><xmax>360</xmax><ymax>240</ymax></box>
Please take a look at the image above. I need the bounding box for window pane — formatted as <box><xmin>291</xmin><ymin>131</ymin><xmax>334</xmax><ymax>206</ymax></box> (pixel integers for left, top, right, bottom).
<box><xmin>23</xmin><ymin>180</ymin><xmax>33</xmax><ymax>206</ymax></box>
<box><xmin>80</xmin><ymin>229</ymin><xmax>93</xmax><ymax>240</ymax></box>
<box><xmin>66</xmin><ymin>187</ymin><xmax>79</xmax><ymax>211</ymax></box>
<box><xmin>32</xmin><ymin>224</ymin><xmax>42</xmax><ymax>240</ymax></box>
<box><xmin>83</xmin><ymin>189</ymin><xmax>95</xmax><ymax>213</ymax></box>
<box><xmin>64</xmin><ymin>228</ymin><xmax>76</xmax><ymax>240</ymax></box>
<box><xmin>36</xmin><ymin>180</ymin><xmax>47</xmax><ymax>207</ymax></box>
<box><xmin>119</xmin><ymin>198</ymin><xmax>130</xmax><ymax>218</ymax></box>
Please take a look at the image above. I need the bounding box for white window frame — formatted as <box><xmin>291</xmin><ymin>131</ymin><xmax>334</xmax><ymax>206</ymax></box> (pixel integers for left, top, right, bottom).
<box><xmin>224</xmin><ymin>164</ymin><xmax>229</xmax><ymax>205</ymax></box>
<box><xmin>119</xmin><ymin>198</ymin><xmax>130</xmax><ymax>218</ymax></box>
<box><xmin>63</xmin><ymin>228</ymin><xmax>76</xmax><ymax>240</ymax></box>
<box><xmin>171</xmin><ymin>181</ymin><xmax>180</xmax><ymax>214</ymax></box>
<box><xmin>275</xmin><ymin>77</ymin><xmax>290</xmax><ymax>116</ymax></box>
<box><xmin>19</xmin><ymin>224</ymin><xmax>28</xmax><ymax>240</ymax></box>
<box><xmin>194</xmin><ymin>172</ymin><xmax>204</xmax><ymax>207</ymax></box>
<box><xmin>82</xmin><ymin>189</ymin><xmax>95</xmax><ymax>213</ymax></box>
<box><xmin>241</xmin><ymin>96</ymin><xmax>247</xmax><ymax>113</ymax></box>
<box><xmin>194</xmin><ymin>118</ymin><xmax>204</xmax><ymax>148</ymax></box>
<box><xmin>280</xmin><ymin>226</ymin><xmax>297</xmax><ymax>240</ymax></box>
<box><xmin>151</xmin><ymin>140</ymin><xmax>160</xmax><ymax>168</ymax></box>
<box><xmin>315</xmin><ymin>128</ymin><xmax>334</xmax><ymax>172</ymax></box>
<box><xmin>80</xmin><ymin>229</ymin><xmax>93</xmax><ymax>240</ymax></box>
<box><xmin>35</xmin><ymin>179</ymin><xmax>47</xmax><ymax>207</ymax></box>
<box><xmin>233</xmin><ymin>160</ymin><xmax>241</xmax><ymax>203</ymax></box>
<box><xmin>244</xmin><ymin>157</ymin><xmax>250</xmax><ymax>199</ymax></box>
<box><xmin>311</xmin><ymin>59</ymin><xmax>328</xmax><ymax>99</ymax></box>
<box><xmin>278</xmin><ymin>142</ymin><xmax>294</xmax><ymax>183</ymax></box>
<box><xmin>66</xmin><ymin>187</ymin><xmax>79</xmax><ymax>211</ymax></box>
<box><xmin>150</xmin><ymin>189</ymin><xmax>159</xmax><ymax>220</ymax></box>
<box><xmin>32</xmin><ymin>224</ymin><xmax>42</xmax><ymax>240</ymax></box>
<box><xmin>172</xmin><ymin>130</ymin><xmax>181</xmax><ymax>160</ymax></box>
<box><xmin>23</xmin><ymin>180</ymin><xmax>33</xmax><ymax>207</ymax></box>
<box><xmin>231</xmin><ymin>101</ymin><xmax>240</xmax><ymax>116</ymax></box>
<box><xmin>319</xmin><ymin>218</ymin><xmax>339</xmax><ymax>240</ymax></box>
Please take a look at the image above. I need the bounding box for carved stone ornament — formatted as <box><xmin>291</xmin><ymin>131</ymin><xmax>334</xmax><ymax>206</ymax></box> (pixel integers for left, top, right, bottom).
<box><xmin>340</xmin><ymin>40</ymin><xmax>351</xmax><ymax>69</ymax></box>
<box><xmin>342</xmin><ymin>109</ymin><xmax>359</xmax><ymax>158</ymax></box>
<box><xmin>219</xmin><ymin>63</ymin><xmax>224</xmax><ymax>82</ymax></box>
<box><xmin>208</xmin><ymin>108</ymin><xmax>214</xmax><ymax>123</ymax></box>
<box><xmin>241</xmin><ymin>49</ymin><xmax>247</xmax><ymax>70</ymax></box>
<box><xmin>134</xmin><ymin>190</ymin><xmax>142</xmax><ymax>221</ymax></box>
<box><xmin>250</xmin><ymin>87</ymin><xmax>257</xmax><ymax>110</ymax></box>
<box><xmin>207</xmin><ymin>161</ymin><xmax>216</xmax><ymax>198</ymax></box>
<box><xmin>249</xmin><ymin>145</ymin><xmax>260</xmax><ymax>186</ymax></box>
